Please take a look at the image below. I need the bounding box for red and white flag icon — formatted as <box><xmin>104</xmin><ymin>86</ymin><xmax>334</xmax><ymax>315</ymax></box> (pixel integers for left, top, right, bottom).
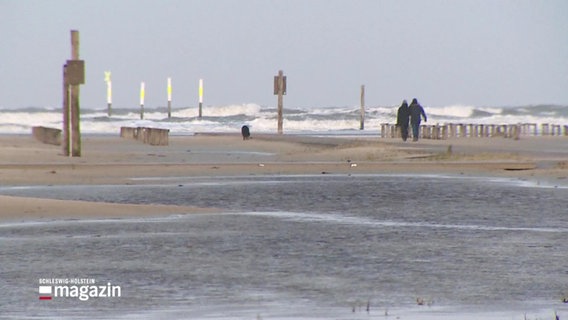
<box><xmin>39</xmin><ymin>286</ymin><xmax>52</xmax><ymax>300</ymax></box>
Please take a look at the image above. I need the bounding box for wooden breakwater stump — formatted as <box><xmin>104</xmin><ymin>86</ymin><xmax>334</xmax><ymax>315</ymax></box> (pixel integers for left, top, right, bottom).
<box><xmin>421</xmin><ymin>125</ymin><xmax>431</xmax><ymax>139</ymax></box>
<box><xmin>32</xmin><ymin>126</ymin><xmax>62</xmax><ymax>145</ymax></box>
<box><xmin>542</xmin><ymin>123</ymin><xmax>550</xmax><ymax>136</ymax></box>
<box><xmin>120</xmin><ymin>127</ymin><xmax>137</xmax><ymax>139</ymax></box>
<box><xmin>145</xmin><ymin>128</ymin><xmax>170</xmax><ymax>146</ymax></box>
<box><xmin>120</xmin><ymin>126</ymin><xmax>169</xmax><ymax>146</ymax></box>
<box><xmin>135</xmin><ymin>127</ymin><xmax>146</xmax><ymax>142</ymax></box>
<box><xmin>551</xmin><ymin>124</ymin><xmax>562</xmax><ymax>136</ymax></box>
<box><xmin>380</xmin><ymin>123</ymin><xmax>388</xmax><ymax>138</ymax></box>
<box><xmin>380</xmin><ymin>122</ymin><xmax>567</xmax><ymax>139</ymax></box>
<box><xmin>378</xmin><ymin>122</ymin><xmax>547</xmax><ymax>140</ymax></box>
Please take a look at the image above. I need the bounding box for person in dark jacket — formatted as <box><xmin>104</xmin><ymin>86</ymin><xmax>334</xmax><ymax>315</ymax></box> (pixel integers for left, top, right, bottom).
<box><xmin>396</xmin><ymin>100</ymin><xmax>410</xmax><ymax>141</ymax></box>
<box><xmin>408</xmin><ymin>98</ymin><xmax>427</xmax><ymax>141</ymax></box>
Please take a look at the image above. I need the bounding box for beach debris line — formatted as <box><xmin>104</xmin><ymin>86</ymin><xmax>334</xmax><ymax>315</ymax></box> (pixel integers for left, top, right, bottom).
<box><xmin>349</xmin><ymin>299</ymin><xmax>392</xmax><ymax>316</ymax></box>
<box><xmin>416</xmin><ymin>296</ymin><xmax>434</xmax><ymax>306</ymax></box>
<box><xmin>347</xmin><ymin>159</ymin><xmax>358</xmax><ymax>167</ymax></box>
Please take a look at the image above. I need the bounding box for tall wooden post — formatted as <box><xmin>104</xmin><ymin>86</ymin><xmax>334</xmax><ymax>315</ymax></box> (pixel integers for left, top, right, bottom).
<box><xmin>61</xmin><ymin>30</ymin><xmax>84</xmax><ymax>157</ymax></box>
<box><xmin>70</xmin><ymin>30</ymin><xmax>81</xmax><ymax>156</ymax></box>
<box><xmin>198</xmin><ymin>79</ymin><xmax>203</xmax><ymax>118</ymax></box>
<box><xmin>274</xmin><ymin>70</ymin><xmax>286</xmax><ymax>134</ymax></box>
<box><xmin>62</xmin><ymin>65</ymin><xmax>70</xmax><ymax>156</ymax></box>
<box><xmin>360</xmin><ymin>85</ymin><xmax>365</xmax><ymax>130</ymax></box>
<box><xmin>167</xmin><ymin>77</ymin><xmax>172</xmax><ymax>118</ymax></box>
<box><xmin>105</xmin><ymin>71</ymin><xmax>112</xmax><ymax>117</ymax></box>
<box><xmin>140</xmin><ymin>82</ymin><xmax>145</xmax><ymax>119</ymax></box>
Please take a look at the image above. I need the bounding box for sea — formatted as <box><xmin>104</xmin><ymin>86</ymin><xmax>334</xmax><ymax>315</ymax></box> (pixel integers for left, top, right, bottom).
<box><xmin>0</xmin><ymin>103</ymin><xmax>567</xmax><ymax>135</ymax></box>
<box><xmin>1</xmin><ymin>104</ymin><xmax>568</xmax><ymax>319</ymax></box>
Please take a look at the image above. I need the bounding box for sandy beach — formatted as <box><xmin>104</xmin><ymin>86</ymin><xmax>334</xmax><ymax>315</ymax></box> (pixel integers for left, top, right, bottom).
<box><xmin>1</xmin><ymin>133</ymin><xmax>567</xmax><ymax>221</ymax></box>
<box><xmin>2</xmin><ymin>132</ymin><xmax>568</xmax><ymax>320</ymax></box>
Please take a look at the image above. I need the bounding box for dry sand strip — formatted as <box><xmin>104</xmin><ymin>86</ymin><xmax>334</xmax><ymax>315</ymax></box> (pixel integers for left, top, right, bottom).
<box><xmin>0</xmin><ymin>195</ymin><xmax>217</xmax><ymax>222</ymax></box>
<box><xmin>0</xmin><ymin>161</ymin><xmax>542</xmax><ymax>186</ymax></box>
<box><xmin>1</xmin><ymin>134</ymin><xmax>567</xmax><ymax>222</ymax></box>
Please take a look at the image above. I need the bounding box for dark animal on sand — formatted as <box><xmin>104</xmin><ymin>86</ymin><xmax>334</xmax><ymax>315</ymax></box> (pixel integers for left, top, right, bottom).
<box><xmin>241</xmin><ymin>125</ymin><xmax>251</xmax><ymax>140</ymax></box>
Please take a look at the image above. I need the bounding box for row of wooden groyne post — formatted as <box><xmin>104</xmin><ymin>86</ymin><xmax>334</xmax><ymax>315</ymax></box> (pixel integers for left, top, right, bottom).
<box><xmin>31</xmin><ymin>126</ymin><xmax>170</xmax><ymax>146</ymax></box>
<box><xmin>380</xmin><ymin>123</ymin><xmax>568</xmax><ymax>140</ymax></box>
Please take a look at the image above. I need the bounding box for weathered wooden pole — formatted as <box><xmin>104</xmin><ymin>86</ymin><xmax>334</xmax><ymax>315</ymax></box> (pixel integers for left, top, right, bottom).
<box><xmin>359</xmin><ymin>85</ymin><xmax>365</xmax><ymax>130</ymax></box>
<box><xmin>380</xmin><ymin>123</ymin><xmax>387</xmax><ymax>138</ymax></box>
<box><xmin>274</xmin><ymin>70</ymin><xmax>286</xmax><ymax>134</ymax></box>
<box><xmin>105</xmin><ymin>71</ymin><xmax>112</xmax><ymax>117</ymax></box>
<box><xmin>62</xmin><ymin>65</ymin><xmax>70</xmax><ymax>156</ymax></box>
<box><xmin>68</xmin><ymin>30</ymin><xmax>84</xmax><ymax>157</ymax></box>
<box><xmin>140</xmin><ymin>82</ymin><xmax>145</xmax><ymax>119</ymax></box>
<box><xmin>198</xmin><ymin>79</ymin><xmax>203</xmax><ymax>118</ymax></box>
<box><xmin>167</xmin><ymin>77</ymin><xmax>172</xmax><ymax>118</ymax></box>
<box><xmin>542</xmin><ymin>123</ymin><xmax>549</xmax><ymax>136</ymax></box>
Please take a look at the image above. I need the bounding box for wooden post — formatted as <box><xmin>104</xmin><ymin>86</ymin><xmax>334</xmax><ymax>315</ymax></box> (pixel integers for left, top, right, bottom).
<box><xmin>456</xmin><ymin>123</ymin><xmax>465</xmax><ymax>138</ymax></box>
<box><xmin>542</xmin><ymin>123</ymin><xmax>549</xmax><ymax>136</ymax></box>
<box><xmin>359</xmin><ymin>85</ymin><xmax>365</xmax><ymax>130</ymax></box>
<box><xmin>198</xmin><ymin>79</ymin><xmax>203</xmax><ymax>118</ymax></box>
<box><xmin>105</xmin><ymin>71</ymin><xmax>112</xmax><ymax>117</ymax></box>
<box><xmin>167</xmin><ymin>77</ymin><xmax>172</xmax><ymax>118</ymax></box>
<box><xmin>33</xmin><ymin>126</ymin><xmax>62</xmax><ymax>145</ymax></box>
<box><xmin>274</xmin><ymin>70</ymin><xmax>285</xmax><ymax>134</ymax></box>
<box><xmin>441</xmin><ymin>124</ymin><xmax>449</xmax><ymax>140</ymax></box>
<box><xmin>488</xmin><ymin>124</ymin><xmax>495</xmax><ymax>137</ymax></box>
<box><xmin>70</xmin><ymin>30</ymin><xmax>81</xmax><ymax>157</ymax></box>
<box><xmin>140</xmin><ymin>82</ymin><xmax>145</xmax><ymax>119</ymax></box>
<box><xmin>513</xmin><ymin>124</ymin><xmax>521</xmax><ymax>140</ymax></box>
<box><xmin>553</xmin><ymin>124</ymin><xmax>561</xmax><ymax>136</ymax></box>
<box><xmin>62</xmin><ymin>65</ymin><xmax>70</xmax><ymax>156</ymax></box>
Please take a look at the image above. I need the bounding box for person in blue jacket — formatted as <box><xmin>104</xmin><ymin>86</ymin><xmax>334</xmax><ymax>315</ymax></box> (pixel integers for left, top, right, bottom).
<box><xmin>408</xmin><ymin>98</ymin><xmax>427</xmax><ymax>141</ymax></box>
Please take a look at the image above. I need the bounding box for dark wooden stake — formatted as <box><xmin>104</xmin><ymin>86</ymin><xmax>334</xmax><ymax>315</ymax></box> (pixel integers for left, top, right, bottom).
<box><xmin>360</xmin><ymin>85</ymin><xmax>365</xmax><ymax>130</ymax></box>
<box><xmin>167</xmin><ymin>77</ymin><xmax>172</xmax><ymax>118</ymax></box>
<box><xmin>70</xmin><ymin>31</ymin><xmax>81</xmax><ymax>156</ymax></box>
<box><xmin>198</xmin><ymin>79</ymin><xmax>203</xmax><ymax>118</ymax></box>
<box><xmin>62</xmin><ymin>65</ymin><xmax>70</xmax><ymax>156</ymax></box>
<box><xmin>140</xmin><ymin>82</ymin><xmax>145</xmax><ymax>120</ymax></box>
<box><xmin>276</xmin><ymin>70</ymin><xmax>284</xmax><ymax>134</ymax></box>
<box><xmin>106</xmin><ymin>71</ymin><xmax>112</xmax><ymax>117</ymax></box>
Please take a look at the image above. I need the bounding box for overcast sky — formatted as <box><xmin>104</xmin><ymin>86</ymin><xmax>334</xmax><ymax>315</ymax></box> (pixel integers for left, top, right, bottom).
<box><xmin>1</xmin><ymin>0</ymin><xmax>567</xmax><ymax>109</ymax></box>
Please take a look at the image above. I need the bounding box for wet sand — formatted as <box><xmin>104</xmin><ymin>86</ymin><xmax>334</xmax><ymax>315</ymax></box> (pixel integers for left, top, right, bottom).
<box><xmin>1</xmin><ymin>133</ymin><xmax>567</xmax><ymax>221</ymax></box>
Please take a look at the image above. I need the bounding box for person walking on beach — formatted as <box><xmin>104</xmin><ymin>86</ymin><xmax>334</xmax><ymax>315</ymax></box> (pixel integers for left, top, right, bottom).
<box><xmin>409</xmin><ymin>98</ymin><xmax>427</xmax><ymax>141</ymax></box>
<box><xmin>396</xmin><ymin>100</ymin><xmax>410</xmax><ymax>141</ymax></box>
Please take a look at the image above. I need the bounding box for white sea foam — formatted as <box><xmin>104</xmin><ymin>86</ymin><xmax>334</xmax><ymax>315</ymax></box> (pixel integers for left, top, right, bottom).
<box><xmin>239</xmin><ymin>211</ymin><xmax>568</xmax><ymax>233</ymax></box>
<box><xmin>1</xmin><ymin>104</ymin><xmax>567</xmax><ymax>134</ymax></box>
<box><xmin>425</xmin><ymin>105</ymin><xmax>476</xmax><ymax>118</ymax></box>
